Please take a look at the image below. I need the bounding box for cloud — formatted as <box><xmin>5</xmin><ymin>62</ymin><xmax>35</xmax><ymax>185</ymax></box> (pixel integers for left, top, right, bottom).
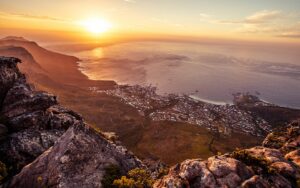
<box><xmin>199</xmin><ymin>13</ymin><xmax>211</xmax><ymax>18</ymax></box>
<box><xmin>151</xmin><ymin>17</ymin><xmax>183</xmax><ymax>27</ymax></box>
<box><xmin>245</xmin><ymin>10</ymin><xmax>281</xmax><ymax>23</ymax></box>
<box><xmin>219</xmin><ymin>10</ymin><xmax>282</xmax><ymax>24</ymax></box>
<box><xmin>124</xmin><ymin>0</ymin><xmax>136</xmax><ymax>3</ymax></box>
<box><xmin>216</xmin><ymin>10</ymin><xmax>300</xmax><ymax>38</ymax></box>
<box><xmin>0</xmin><ymin>11</ymin><xmax>69</xmax><ymax>22</ymax></box>
<box><xmin>277</xmin><ymin>32</ymin><xmax>300</xmax><ymax>38</ymax></box>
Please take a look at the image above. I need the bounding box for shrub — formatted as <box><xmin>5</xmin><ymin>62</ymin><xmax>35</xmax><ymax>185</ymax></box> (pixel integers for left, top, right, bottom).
<box><xmin>156</xmin><ymin>167</ymin><xmax>169</xmax><ymax>179</ymax></box>
<box><xmin>0</xmin><ymin>161</ymin><xmax>8</xmax><ymax>184</ymax></box>
<box><xmin>113</xmin><ymin>168</ymin><xmax>154</xmax><ymax>188</ymax></box>
<box><xmin>102</xmin><ymin>164</ymin><xmax>122</xmax><ymax>188</ymax></box>
<box><xmin>231</xmin><ymin>149</ymin><xmax>276</xmax><ymax>175</ymax></box>
<box><xmin>113</xmin><ymin>176</ymin><xmax>135</xmax><ymax>188</ymax></box>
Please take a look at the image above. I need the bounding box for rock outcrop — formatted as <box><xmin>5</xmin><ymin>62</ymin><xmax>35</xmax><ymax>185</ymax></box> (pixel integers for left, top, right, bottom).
<box><xmin>0</xmin><ymin>57</ymin><xmax>68</xmax><ymax>173</ymax></box>
<box><xmin>154</xmin><ymin>121</ymin><xmax>300</xmax><ymax>188</ymax></box>
<box><xmin>0</xmin><ymin>57</ymin><xmax>143</xmax><ymax>187</ymax></box>
<box><xmin>8</xmin><ymin>123</ymin><xmax>143</xmax><ymax>188</ymax></box>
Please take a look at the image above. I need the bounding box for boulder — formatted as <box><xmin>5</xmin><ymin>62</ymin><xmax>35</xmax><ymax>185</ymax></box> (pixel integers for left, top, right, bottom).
<box><xmin>0</xmin><ymin>57</ymin><xmax>84</xmax><ymax>178</ymax></box>
<box><xmin>0</xmin><ymin>56</ymin><xmax>21</xmax><ymax>104</ymax></box>
<box><xmin>8</xmin><ymin>123</ymin><xmax>143</xmax><ymax>188</ymax></box>
<box><xmin>155</xmin><ymin>125</ymin><xmax>300</xmax><ymax>188</ymax></box>
<box><xmin>0</xmin><ymin>128</ymin><xmax>64</xmax><ymax>171</ymax></box>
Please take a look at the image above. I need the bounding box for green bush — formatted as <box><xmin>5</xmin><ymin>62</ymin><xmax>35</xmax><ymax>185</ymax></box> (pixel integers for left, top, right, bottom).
<box><xmin>113</xmin><ymin>168</ymin><xmax>154</xmax><ymax>188</ymax></box>
<box><xmin>102</xmin><ymin>164</ymin><xmax>122</xmax><ymax>188</ymax></box>
<box><xmin>231</xmin><ymin>149</ymin><xmax>276</xmax><ymax>175</ymax></box>
<box><xmin>113</xmin><ymin>176</ymin><xmax>135</xmax><ymax>188</ymax></box>
<box><xmin>156</xmin><ymin>167</ymin><xmax>169</xmax><ymax>179</ymax></box>
<box><xmin>0</xmin><ymin>161</ymin><xmax>8</xmax><ymax>184</ymax></box>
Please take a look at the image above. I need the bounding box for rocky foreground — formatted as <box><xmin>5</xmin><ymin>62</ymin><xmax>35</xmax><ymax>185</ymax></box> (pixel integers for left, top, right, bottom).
<box><xmin>0</xmin><ymin>56</ymin><xmax>300</xmax><ymax>188</ymax></box>
<box><xmin>154</xmin><ymin>122</ymin><xmax>300</xmax><ymax>187</ymax></box>
<box><xmin>0</xmin><ymin>57</ymin><xmax>143</xmax><ymax>187</ymax></box>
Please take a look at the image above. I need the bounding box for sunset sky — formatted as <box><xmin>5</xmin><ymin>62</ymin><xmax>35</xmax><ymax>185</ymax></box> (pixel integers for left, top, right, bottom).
<box><xmin>0</xmin><ymin>0</ymin><xmax>300</xmax><ymax>43</ymax></box>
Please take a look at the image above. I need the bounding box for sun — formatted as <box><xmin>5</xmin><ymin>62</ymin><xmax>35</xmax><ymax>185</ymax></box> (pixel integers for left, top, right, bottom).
<box><xmin>81</xmin><ymin>18</ymin><xmax>112</xmax><ymax>34</ymax></box>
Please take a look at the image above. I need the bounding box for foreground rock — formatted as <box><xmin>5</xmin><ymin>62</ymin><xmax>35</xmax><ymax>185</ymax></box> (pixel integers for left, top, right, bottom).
<box><xmin>0</xmin><ymin>57</ymin><xmax>71</xmax><ymax>174</ymax></box>
<box><xmin>154</xmin><ymin>121</ymin><xmax>300</xmax><ymax>188</ymax></box>
<box><xmin>0</xmin><ymin>57</ymin><xmax>143</xmax><ymax>187</ymax></box>
<box><xmin>8</xmin><ymin>123</ymin><xmax>143</xmax><ymax>188</ymax></box>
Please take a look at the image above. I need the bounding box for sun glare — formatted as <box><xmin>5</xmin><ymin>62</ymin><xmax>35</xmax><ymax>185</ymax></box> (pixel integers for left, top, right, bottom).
<box><xmin>81</xmin><ymin>18</ymin><xmax>112</xmax><ymax>34</ymax></box>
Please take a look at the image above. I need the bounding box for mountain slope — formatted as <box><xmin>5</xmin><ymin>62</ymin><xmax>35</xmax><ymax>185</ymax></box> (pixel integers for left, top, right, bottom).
<box><xmin>0</xmin><ymin>37</ymin><xmax>115</xmax><ymax>88</ymax></box>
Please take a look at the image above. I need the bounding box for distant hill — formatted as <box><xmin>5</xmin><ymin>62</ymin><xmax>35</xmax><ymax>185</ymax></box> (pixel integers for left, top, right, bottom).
<box><xmin>1</xmin><ymin>36</ymin><xmax>28</xmax><ymax>41</ymax></box>
<box><xmin>0</xmin><ymin>36</ymin><xmax>115</xmax><ymax>88</ymax></box>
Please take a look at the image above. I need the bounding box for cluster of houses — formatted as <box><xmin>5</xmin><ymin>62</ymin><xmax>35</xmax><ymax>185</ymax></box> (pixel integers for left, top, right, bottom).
<box><xmin>90</xmin><ymin>85</ymin><xmax>272</xmax><ymax>137</ymax></box>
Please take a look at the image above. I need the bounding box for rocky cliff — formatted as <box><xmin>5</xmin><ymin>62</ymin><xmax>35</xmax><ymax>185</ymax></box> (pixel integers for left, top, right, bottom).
<box><xmin>0</xmin><ymin>57</ymin><xmax>142</xmax><ymax>187</ymax></box>
<box><xmin>154</xmin><ymin>121</ymin><xmax>300</xmax><ymax>188</ymax></box>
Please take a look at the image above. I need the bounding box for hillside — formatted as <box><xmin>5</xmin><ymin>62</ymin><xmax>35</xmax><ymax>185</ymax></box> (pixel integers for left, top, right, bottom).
<box><xmin>0</xmin><ymin>37</ymin><xmax>115</xmax><ymax>88</ymax></box>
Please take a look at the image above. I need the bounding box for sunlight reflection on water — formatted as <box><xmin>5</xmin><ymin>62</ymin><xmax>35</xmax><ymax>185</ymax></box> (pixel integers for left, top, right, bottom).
<box><xmin>74</xmin><ymin>41</ymin><xmax>300</xmax><ymax>109</ymax></box>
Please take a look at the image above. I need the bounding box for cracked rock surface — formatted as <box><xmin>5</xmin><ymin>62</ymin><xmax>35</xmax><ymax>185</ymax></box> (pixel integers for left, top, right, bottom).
<box><xmin>0</xmin><ymin>57</ymin><xmax>143</xmax><ymax>187</ymax></box>
<box><xmin>154</xmin><ymin>121</ymin><xmax>300</xmax><ymax>188</ymax></box>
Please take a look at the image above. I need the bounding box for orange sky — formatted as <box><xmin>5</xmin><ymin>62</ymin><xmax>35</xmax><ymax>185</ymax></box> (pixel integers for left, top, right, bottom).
<box><xmin>0</xmin><ymin>0</ymin><xmax>300</xmax><ymax>44</ymax></box>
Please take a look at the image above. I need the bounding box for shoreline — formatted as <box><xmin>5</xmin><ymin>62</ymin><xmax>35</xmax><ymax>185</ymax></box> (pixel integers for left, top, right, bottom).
<box><xmin>75</xmin><ymin>55</ymin><xmax>300</xmax><ymax>110</ymax></box>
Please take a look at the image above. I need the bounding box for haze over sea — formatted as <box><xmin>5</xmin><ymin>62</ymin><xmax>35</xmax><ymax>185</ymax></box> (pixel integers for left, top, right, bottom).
<box><xmin>71</xmin><ymin>41</ymin><xmax>300</xmax><ymax>109</ymax></box>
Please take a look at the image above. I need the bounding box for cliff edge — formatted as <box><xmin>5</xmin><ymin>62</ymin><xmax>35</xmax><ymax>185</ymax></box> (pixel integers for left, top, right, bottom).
<box><xmin>0</xmin><ymin>57</ymin><xmax>142</xmax><ymax>187</ymax></box>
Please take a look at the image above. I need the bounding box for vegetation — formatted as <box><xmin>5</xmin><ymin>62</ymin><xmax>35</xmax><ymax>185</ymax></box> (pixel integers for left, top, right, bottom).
<box><xmin>265</xmin><ymin>132</ymin><xmax>286</xmax><ymax>149</ymax></box>
<box><xmin>0</xmin><ymin>161</ymin><xmax>8</xmax><ymax>184</ymax></box>
<box><xmin>37</xmin><ymin>176</ymin><xmax>43</xmax><ymax>183</ymax></box>
<box><xmin>102</xmin><ymin>164</ymin><xmax>122</xmax><ymax>188</ymax></box>
<box><xmin>113</xmin><ymin>168</ymin><xmax>154</xmax><ymax>188</ymax></box>
<box><xmin>92</xmin><ymin>125</ymin><xmax>102</xmax><ymax>134</ymax></box>
<box><xmin>231</xmin><ymin>149</ymin><xmax>276</xmax><ymax>174</ymax></box>
<box><xmin>156</xmin><ymin>166</ymin><xmax>169</xmax><ymax>179</ymax></box>
<box><xmin>113</xmin><ymin>176</ymin><xmax>135</xmax><ymax>188</ymax></box>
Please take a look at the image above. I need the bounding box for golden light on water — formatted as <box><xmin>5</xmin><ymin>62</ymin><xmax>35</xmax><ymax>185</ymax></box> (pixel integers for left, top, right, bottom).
<box><xmin>92</xmin><ymin>48</ymin><xmax>104</xmax><ymax>58</ymax></box>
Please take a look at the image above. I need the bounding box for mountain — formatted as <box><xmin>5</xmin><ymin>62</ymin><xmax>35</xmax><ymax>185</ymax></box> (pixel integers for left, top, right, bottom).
<box><xmin>0</xmin><ymin>37</ymin><xmax>115</xmax><ymax>88</ymax></box>
<box><xmin>1</xmin><ymin>36</ymin><xmax>28</xmax><ymax>41</ymax></box>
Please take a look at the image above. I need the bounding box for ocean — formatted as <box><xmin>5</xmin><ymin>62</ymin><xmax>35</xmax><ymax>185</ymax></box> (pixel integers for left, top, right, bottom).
<box><xmin>72</xmin><ymin>41</ymin><xmax>300</xmax><ymax>108</ymax></box>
